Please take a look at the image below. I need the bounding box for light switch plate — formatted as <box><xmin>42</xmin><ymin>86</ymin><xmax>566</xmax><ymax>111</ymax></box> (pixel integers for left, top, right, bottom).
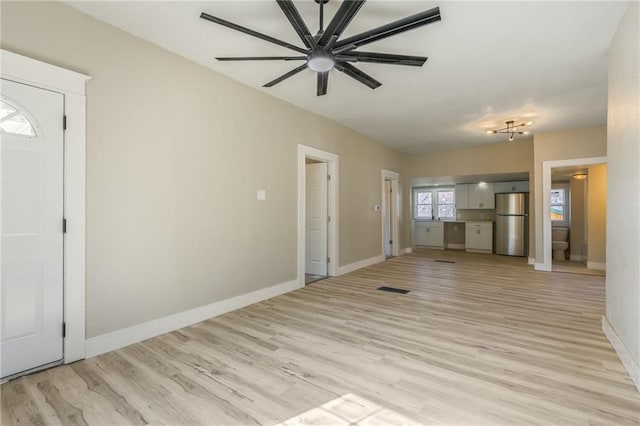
<box><xmin>257</xmin><ymin>189</ymin><xmax>266</xmax><ymax>201</ymax></box>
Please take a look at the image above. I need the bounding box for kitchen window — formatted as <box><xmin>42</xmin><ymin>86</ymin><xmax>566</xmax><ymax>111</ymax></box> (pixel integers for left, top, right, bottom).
<box><xmin>414</xmin><ymin>188</ymin><xmax>455</xmax><ymax>220</ymax></box>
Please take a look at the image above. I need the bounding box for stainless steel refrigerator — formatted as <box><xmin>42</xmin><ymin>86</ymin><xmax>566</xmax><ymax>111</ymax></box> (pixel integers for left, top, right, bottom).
<box><xmin>495</xmin><ymin>193</ymin><xmax>528</xmax><ymax>256</ymax></box>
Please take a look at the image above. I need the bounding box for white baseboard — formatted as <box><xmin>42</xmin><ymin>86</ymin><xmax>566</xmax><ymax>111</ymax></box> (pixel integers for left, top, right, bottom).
<box><xmin>399</xmin><ymin>247</ymin><xmax>413</xmax><ymax>255</ymax></box>
<box><xmin>570</xmin><ymin>254</ymin><xmax>582</xmax><ymax>261</ymax></box>
<box><xmin>85</xmin><ymin>279</ymin><xmax>300</xmax><ymax>358</ymax></box>
<box><xmin>603</xmin><ymin>316</ymin><xmax>640</xmax><ymax>393</ymax></box>
<box><xmin>446</xmin><ymin>243</ymin><xmax>466</xmax><ymax>250</ymax></box>
<box><xmin>337</xmin><ymin>255</ymin><xmax>385</xmax><ymax>275</ymax></box>
<box><xmin>535</xmin><ymin>262</ymin><xmax>552</xmax><ymax>272</ymax></box>
<box><xmin>465</xmin><ymin>249</ymin><xmax>491</xmax><ymax>254</ymax></box>
<box><xmin>587</xmin><ymin>261</ymin><xmax>606</xmax><ymax>270</ymax></box>
<box><xmin>528</xmin><ymin>257</ymin><xmax>535</xmax><ymax>265</ymax></box>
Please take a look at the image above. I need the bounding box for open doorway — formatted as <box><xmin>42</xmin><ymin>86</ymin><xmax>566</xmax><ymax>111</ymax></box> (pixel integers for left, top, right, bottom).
<box><xmin>297</xmin><ymin>145</ymin><xmax>338</xmax><ymax>287</ymax></box>
<box><xmin>542</xmin><ymin>157</ymin><xmax>607</xmax><ymax>274</ymax></box>
<box><xmin>381</xmin><ymin>169</ymin><xmax>400</xmax><ymax>259</ymax></box>
<box><xmin>305</xmin><ymin>159</ymin><xmax>328</xmax><ymax>284</ymax></box>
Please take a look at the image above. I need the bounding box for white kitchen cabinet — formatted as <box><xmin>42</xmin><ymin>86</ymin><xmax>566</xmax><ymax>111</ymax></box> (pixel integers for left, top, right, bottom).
<box><xmin>456</xmin><ymin>183</ymin><xmax>495</xmax><ymax>209</ymax></box>
<box><xmin>465</xmin><ymin>222</ymin><xmax>493</xmax><ymax>253</ymax></box>
<box><xmin>467</xmin><ymin>183</ymin><xmax>495</xmax><ymax>209</ymax></box>
<box><xmin>455</xmin><ymin>184</ymin><xmax>469</xmax><ymax>209</ymax></box>
<box><xmin>494</xmin><ymin>181</ymin><xmax>529</xmax><ymax>193</ymax></box>
<box><xmin>413</xmin><ymin>221</ymin><xmax>444</xmax><ymax>249</ymax></box>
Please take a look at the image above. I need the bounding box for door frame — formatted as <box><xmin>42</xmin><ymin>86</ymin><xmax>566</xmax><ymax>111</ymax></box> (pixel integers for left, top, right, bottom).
<box><xmin>298</xmin><ymin>145</ymin><xmax>338</xmax><ymax>286</ymax></box>
<box><xmin>537</xmin><ymin>156</ymin><xmax>607</xmax><ymax>272</ymax></box>
<box><xmin>1</xmin><ymin>49</ymin><xmax>90</xmax><ymax>364</ymax></box>
<box><xmin>381</xmin><ymin>169</ymin><xmax>400</xmax><ymax>257</ymax></box>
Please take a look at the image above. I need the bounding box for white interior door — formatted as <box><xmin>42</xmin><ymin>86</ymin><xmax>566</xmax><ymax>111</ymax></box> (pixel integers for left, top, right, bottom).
<box><xmin>384</xmin><ymin>180</ymin><xmax>392</xmax><ymax>256</ymax></box>
<box><xmin>305</xmin><ymin>162</ymin><xmax>328</xmax><ymax>276</ymax></box>
<box><xmin>1</xmin><ymin>78</ymin><xmax>64</xmax><ymax>378</ymax></box>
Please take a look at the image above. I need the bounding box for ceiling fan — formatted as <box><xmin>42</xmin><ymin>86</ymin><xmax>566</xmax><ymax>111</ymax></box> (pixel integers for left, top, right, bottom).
<box><xmin>200</xmin><ymin>0</ymin><xmax>441</xmax><ymax>96</ymax></box>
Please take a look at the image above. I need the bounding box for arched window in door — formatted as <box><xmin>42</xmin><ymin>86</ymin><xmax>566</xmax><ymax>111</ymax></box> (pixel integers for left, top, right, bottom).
<box><xmin>0</xmin><ymin>98</ymin><xmax>38</xmax><ymax>137</ymax></box>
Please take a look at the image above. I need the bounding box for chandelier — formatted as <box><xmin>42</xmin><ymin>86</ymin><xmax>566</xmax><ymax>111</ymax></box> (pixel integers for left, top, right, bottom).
<box><xmin>487</xmin><ymin>120</ymin><xmax>533</xmax><ymax>141</ymax></box>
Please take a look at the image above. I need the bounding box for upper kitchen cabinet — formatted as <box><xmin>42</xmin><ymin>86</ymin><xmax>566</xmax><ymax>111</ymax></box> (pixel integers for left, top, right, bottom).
<box><xmin>457</xmin><ymin>183</ymin><xmax>495</xmax><ymax>209</ymax></box>
<box><xmin>455</xmin><ymin>184</ymin><xmax>469</xmax><ymax>209</ymax></box>
<box><xmin>494</xmin><ymin>181</ymin><xmax>529</xmax><ymax>193</ymax></box>
<box><xmin>469</xmin><ymin>183</ymin><xmax>495</xmax><ymax>209</ymax></box>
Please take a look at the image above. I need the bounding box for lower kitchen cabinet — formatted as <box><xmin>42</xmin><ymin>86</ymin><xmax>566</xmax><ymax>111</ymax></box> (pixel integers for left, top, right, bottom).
<box><xmin>465</xmin><ymin>222</ymin><xmax>493</xmax><ymax>253</ymax></box>
<box><xmin>414</xmin><ymin>221</ymin><xmax>444</xmax><ymax>249</ymax></box>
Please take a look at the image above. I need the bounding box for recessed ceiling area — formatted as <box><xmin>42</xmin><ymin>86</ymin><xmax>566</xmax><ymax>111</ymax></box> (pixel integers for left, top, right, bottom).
<box><xmin>552</xmin><ymin>166</ymin><xmax>590</xmax><ymax>182</ymax></box>
<box><xmin>66</xmin><ymin>1</ymin><xmax>628</xmax><ymax>154</ymax></box>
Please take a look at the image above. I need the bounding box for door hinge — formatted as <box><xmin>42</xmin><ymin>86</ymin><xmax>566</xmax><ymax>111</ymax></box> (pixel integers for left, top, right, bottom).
<box><xmin>63</xmin><ymin>115</ymin><xmax>67</xmax><ymax>130</ymax></box>
<box><xmin>327</xmin><ymin>257</ymin><xmax>330</xmax><ymax>263</ymax></box>
<box><xmin>62</xmin><ymin>218</ymin><xmax>67</xmax><ymax>233</ymax></box>
<box><xmin>327</xmin><ymin>175</ymin><xmax>331</xmax><ymax>181</ymax></box>
<box><xmin>62</xmin><ymin>322</ymin><xmax>66</xmax><ymax>338</ymax></box>
<box><xmin>327</xmin><ymin>215</ymin><xmax>331</xmax><ymax>222</ymax></box>
<box><xmin>389</xmin><ymin>239</ymin><xmax>393</xmax><ymax>244</ymax></box>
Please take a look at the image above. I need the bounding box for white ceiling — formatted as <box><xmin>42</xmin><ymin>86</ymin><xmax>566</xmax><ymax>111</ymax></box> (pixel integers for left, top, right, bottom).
<box><xmin>67</xmin><ymin>1</ymin><xmax>628</xmax><ymax>154</ymax></box>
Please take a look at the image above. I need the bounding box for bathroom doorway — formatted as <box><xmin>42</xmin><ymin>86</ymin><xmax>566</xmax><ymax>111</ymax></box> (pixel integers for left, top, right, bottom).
<box><xmin>549</xmin><ymin>163</ymin><xmax>606</xmax><ymax>276</ymax></box>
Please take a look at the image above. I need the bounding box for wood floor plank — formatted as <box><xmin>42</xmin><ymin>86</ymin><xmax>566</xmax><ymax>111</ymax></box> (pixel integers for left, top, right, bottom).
<box><xmin>2</xmin><ymin>249</ymin><xmax>639</xmax><ymax>425</ymax></box>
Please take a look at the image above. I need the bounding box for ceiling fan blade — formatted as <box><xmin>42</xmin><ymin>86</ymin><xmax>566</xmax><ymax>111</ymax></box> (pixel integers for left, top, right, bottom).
<box><xmin>276</xmin><ymin>0</ymin><xmax>315</xmax><ymax>49</ymax></box>
<box><xmin>317</xmin><ymin>72</ymin><xmax>329</xmax><ymax>96</ymax></box>
<box><xmin>200</xmin><ymin>12</ymin><xmax>308</xmax><ymax>54</ymax></box>
<box><xmin>333</xmin><ymin>7</ymin><xmax>441</xmax><ymax>50</ymax></box>
<box><xmin>263</xmin><ymin>64</ymin><xmax>308</xmax><ymax>88</ymax></box>
<box><xmin>216</xmin><ymin>56</ymin><xmax>307</xmax><ymax>61</ymax></box>
<box><xmin>317</xmin><ymin>0</ymin><xmax>366</xmax><ymax>47</ymax></box>
<box><xmin>335</xmin><ymin>62</ymin><xmax>381</xmax><ymax>90</ymax></box>
<box><xmin>336</xmin><ymin>51</ymin><xmax>427</xmax><ymax>67</ymax></box>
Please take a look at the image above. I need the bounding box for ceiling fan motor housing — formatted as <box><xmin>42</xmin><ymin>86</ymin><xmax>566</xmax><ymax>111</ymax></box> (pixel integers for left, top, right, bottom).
<box><xmin>307</xmin><ymin>51</ymin><xmax>336</xmax><ymax>72</ymax></box>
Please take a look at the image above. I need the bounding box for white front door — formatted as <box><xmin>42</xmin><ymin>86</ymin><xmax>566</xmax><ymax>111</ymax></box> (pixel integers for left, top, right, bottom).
<box><xmin>384</xmin><ymin>180</ymin><xmax>392</xmax><ymax>256</ymax></box>
<box><xmin>1</xmin><ymin>78</ymin><xmax>64</xmax><ymax>378</ymax></box>
<box><xmin>305</xmin><ymin>162</ymin><xmax>328</xmax><ymax>276</ymax></box>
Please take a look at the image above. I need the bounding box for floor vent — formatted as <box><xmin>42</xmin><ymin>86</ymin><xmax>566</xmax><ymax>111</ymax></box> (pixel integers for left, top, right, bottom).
<box><xmin>435</xmin><ymin>260</ymin><xmax>456</xmax><ymax>264</ymax></box>
<box><xmin>377</xmin><ymin>286</ymin><xmax>410</xmax><ymax>294</ymax></box>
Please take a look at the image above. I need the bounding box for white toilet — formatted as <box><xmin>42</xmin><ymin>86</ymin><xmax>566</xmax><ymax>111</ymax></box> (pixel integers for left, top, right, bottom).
<box><xmin>552</xmin><ymin>227</ymin><xmax>569</xmax><ymax>261</ymax></box>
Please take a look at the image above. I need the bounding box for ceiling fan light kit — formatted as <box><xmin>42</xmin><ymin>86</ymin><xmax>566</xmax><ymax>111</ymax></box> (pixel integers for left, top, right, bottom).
<box><xmin>200</xmin><ymin>0</ymin><xmax>442</xmax><ymax>96</ymax></box>
<box><xmin>487</xmin><ymin>120</ymin><xmax>533</xmax><ymax>141</ymax></box>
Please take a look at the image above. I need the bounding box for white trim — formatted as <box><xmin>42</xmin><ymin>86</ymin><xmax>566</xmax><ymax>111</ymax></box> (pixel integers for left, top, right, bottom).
<box><xmin>1</xmin><ymin>49</ymin><xmax>90</xmax><ymax>364</ymax></box>
<box><xmin>535</xmin><ymin>262</ymin><xmax>552</xmax><ymax>272</ymax></box>
<box><xmin>86</xmin><ymin>279</ymin><xmax>299</xmax><ymax>358</ymax></box>
<box><xmin>337</xmin><ymin>255</ymin><xmax>385</xmax><ymax>276</ymax></box>
<box><xmin>298</xmin><ymin>145</ymin><xmax>339</xmax><ymax>286</ymax></box>
<box><xmin>602</xmin><ymin>316</ymin><xmax>640</xmax><ymax>392</ymax></box>
<box><xmin>400</xmin><ymin>247</ymin><xmax>413</xmax><ymax>255</ymax></box>
<box><xmin>570</xmin><ymin>254</ymin><xmax>583</xmax><ymax>261</ymax></box>
<box><xmin>0</xmin><ymin>50</ymin><xmax>89</xmax><ymax>95</ymax></box>
<box><xmin>587</xmin><ymin>261</ymin><xmax>606</xmax><ymax>270</ymax></box>
<box><xmin>541</xmin><ymin>157</ymin><xmax>606</xmax><ymax>272</ymax></box>
<box><xmin>446</xmin><ymin>243</ymin><xmax>466</xmax><ymax>250</ymax></box>
<box><xmin>381</xmin><ymin>169</ymin><xmax>400</xmax><ymax>258</ymax></box>
<box><xmin>528</xmin><ymin>257</ymin><xmax>535</xmax><ymax>265</ymax></box>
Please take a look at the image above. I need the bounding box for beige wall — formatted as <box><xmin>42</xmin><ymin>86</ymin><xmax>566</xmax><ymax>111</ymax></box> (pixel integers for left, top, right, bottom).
<box><xmin>532</xmin><ymin>127</ymin><xmax>607</xmax><ymax>263</ymax></box>
<box><xmin>405</xmin><ymin>139</ymin><xmax>534</xmax><ymax>178</ymax></box>
<box><xmin>405</xmin><ymin>139</ymin><xmax>534</xmax><ymax>255</ymax></box>
<box><xmin>587</xmin><ymin>165</ymin><xmax>606</xmax><ymax>266</ymax></box>
<box><xmin>569</xmin><ymin>178</ymin><xmax>586</xmax><ymax>260</ymax></box>
<box><xmin>1</xmin><ymin>1</ymin><xmax>407</xmax><ymax>337</ymax></box>
<box><xmin>606</xmin><ymin>2</ymin><xmax>640</xmax><ymax>386</ymax></box>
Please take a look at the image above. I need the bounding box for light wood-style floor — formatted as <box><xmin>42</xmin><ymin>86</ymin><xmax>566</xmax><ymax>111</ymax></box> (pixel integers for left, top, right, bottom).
<box><xmin>552</xmin><ymin>260</ymin><xmax>606</xmax><ymax>276</ymax></box>
<box><xmin>2</xmin><ymin>250</ymin><xmax>639</xmax><ymax>425</ymax></box>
